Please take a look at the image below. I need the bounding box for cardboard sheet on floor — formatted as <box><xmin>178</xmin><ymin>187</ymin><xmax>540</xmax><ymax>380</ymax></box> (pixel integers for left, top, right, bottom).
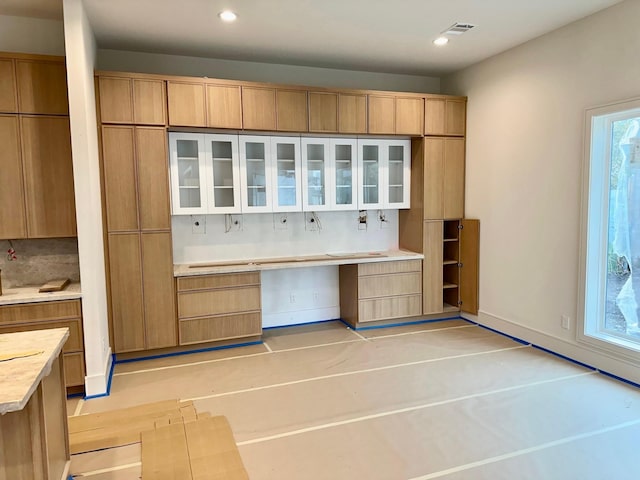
<box><xmin>142</xmin><ymin>423</ymin><xmax>192</xmax><ymax>479</ymax></box>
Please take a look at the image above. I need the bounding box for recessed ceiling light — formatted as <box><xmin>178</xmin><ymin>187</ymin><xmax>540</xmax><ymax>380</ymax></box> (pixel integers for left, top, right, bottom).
<box><xmin>433</xmin><ymin>36</ymin><xmax>449</xmax><ymax>46</ymax></box>
<box><xmin>219</xmin><ymin>10</ymin><xmax>237</xmax><ymax>22</ymax></box>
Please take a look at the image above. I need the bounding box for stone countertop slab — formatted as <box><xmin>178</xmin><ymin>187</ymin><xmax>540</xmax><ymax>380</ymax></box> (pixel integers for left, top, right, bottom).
<box><xmin>0</xmin><ymin>327</ymin><xmax>69</xmax><ymax>414</ymax></box>
<box><xmin>174</xmin><ymin>250</ymin><xmax>424</xmax><ymax>277</ymax></box>
<box><xmin>0</xmin><ymin>282</ymin><xmax>81</xmax><ymax>306</ymax></box>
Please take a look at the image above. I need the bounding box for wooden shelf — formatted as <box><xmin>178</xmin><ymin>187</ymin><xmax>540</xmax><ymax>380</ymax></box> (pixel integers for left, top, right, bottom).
<box><xmin>443</xmin><ymin>259</ymin><xmax>458</xmax><ymax>265</ymax></box>
<box><xmin>443</xmin><ymin>283</ymin><xmax>458</xmax><ymax>289</ymax></box>
<box><xmin>443</xmin><ymin>238</ymin><xmax>458</xmax><ymax>242</ymax></box>
<box><xmin>443</xmin><ymin>302</ymin><xmax>460</xmax><ymax>313</ymax></box>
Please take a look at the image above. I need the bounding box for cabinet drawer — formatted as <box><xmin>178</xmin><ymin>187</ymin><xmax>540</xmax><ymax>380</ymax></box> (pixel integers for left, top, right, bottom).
<box><xmin>64</xmin><ymin>352</ymin><xmax>85</xmax><ymax>387</ymax></box>
<box><xmin>0</xmin><ymin>300</ymin><xmax>81</xmax><ymax>324</ymax></box>
<box><xmin>178</xmin><ymin>286</ymin><xmax>261</xmax><ymax>318</ymax></box>
<box><xmin>358</xmin><ymin>294</ymin><xmax>422</xmax><ymax>323</ymax></box>
<box><xmin>176</xmin><ymin>272</ymin><xmax>260</xmax><ymax>292</ymax></box>
<box><xmin>358</xmin><ymin>272</ymin><xmax>421</xmax><ymax>299</ymax></box>
<box><xmin>179</xmin><ymin>312</ymin><xmax>261</xmax><ymax>345</ymax></box>
<box><xmin>0</xmin><ymin>318</ymin><xmax>83</xmax><ymax>352</ymax></box>
<box><xmin>358</xmin><ymin>260</ymin><xmax>421</xmax><ymax>276</ymax></box>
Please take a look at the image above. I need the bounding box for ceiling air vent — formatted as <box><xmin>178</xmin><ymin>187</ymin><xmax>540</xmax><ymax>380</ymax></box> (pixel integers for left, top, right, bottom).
<box><xmin>442</xmin><ymin>22</ymin><xmax>476</xmax><ymax>35</ymax></box>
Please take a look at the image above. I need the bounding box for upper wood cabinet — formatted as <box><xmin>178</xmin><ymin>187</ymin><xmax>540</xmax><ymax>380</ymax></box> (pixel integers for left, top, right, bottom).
<box><xmin>20</xmin><ymin>115</ymin><xmax>76</xmax><ymax>238</ymax></box>
<box><xmin>16</xmin><ymin>60</ymin><xmax>68</xmax><ymax>115</ymax></box>
<box><xmin>309</xmin><ymin>92</ymin><xmax>338</xmax><ymax>133</ymax></box>
<box><xmin>206</xmin><ymin>84</ymin><xmax>242</xmax><ymax>129</ymax></box>
<box><xmin>167</xmin><ymin>81</ymin><xmax>206</xmax><ymax>127</ymax></box>
<box><xmin>369</xmin><ymin>94</ymin><xmax>423</xmax><ymax>135</ymax></box>
<box><xmin>0</xmin><ymin>115</ymin><xmax>26</xmax><ymax>239</ymax></box>
<box><xmin>276</xmin><ymin>89</ymin><xmax>308</xmax><ymax>132</ymax></box>
<box><xmin>338</xmin><ymin>93</ymin><xmax>367</xmax><ymax>134</ymax></box>
<box><xmin>396</xmin><ymin>97</ymin><xmax>424</xmax><ymax>135</ymax></box>
<box><xmin>242</xmin><ymin>86</ymin><xmax>276</xmax><ymax>130</ymax></box>
<box><xmin>0</xmin><ymin>59</ymin><xmax>17</xmax><ymax>113</ymax></box>
<box><xmin>368</xmin><ymin>95</ymin><xmax>395</xmax><ymax>134</ymax></box>
<box><xmin>99</xmin><ymin>76</ymin><xmax>167</xmax><ymax>125</ymax></box>
<box><xmin>425</xmin><ymin>97</ymin><xmax>466</xmax><ymax>136</ymax></box>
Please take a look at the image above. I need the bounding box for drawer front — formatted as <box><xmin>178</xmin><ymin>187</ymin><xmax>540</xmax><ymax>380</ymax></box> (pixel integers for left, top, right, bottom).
<box><xmin>0</xmin><ymin>318</ymin><xmax>83</xmax><ymax>352</ymax></box>
<box><xmin>179</xmin><ymin>312</ymin><xmax>262</xmax><ymax>345</ymax></box>
<box><xmin>64</xmin><ymin>352</ymin><xmax>85</xmax><ymax>387</ymax></box>
<box><xmin>358</xmin><ymin>260</ymin><xmax>421</xmax><ymax>277</ymax></box>
<box><xmin>176</xmin><ymin>272</ymin><xmax>260</xmax><ymax>292</ymax></box>
<box><xmin>178</xmin><ymin>286</ymin><xmax>261</xmax><ymax>318</ymax></box>
<box><xmin>0</xmin><ymin>300</ymin><xmax>81</xmax><ymax>324</ymax></box>
<box><xmin>358</xmin><ymin>294</ymin><xmax>422</xmax><ymax>323</ymax></box>
<box><xmin>358</xmin><ymin>272</ymin><xmax>422</xmax><ymax>299</ymax></box>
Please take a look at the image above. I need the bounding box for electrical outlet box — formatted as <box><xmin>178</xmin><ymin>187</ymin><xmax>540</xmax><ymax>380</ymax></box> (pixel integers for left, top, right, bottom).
<box><xmin>378</xmin><ymin>210</ymin><xmax>390</xmax><ymax>229</ymax></box>
<box><xmin>305</xmin><ymin>212</ymin><xmax>319</xmax><ymax>232</ymax></box>
<box><xmin>561</xmin><ymin>315</ymin><xmax>571</xmax><ymax>330</ymax></box>
<box><xmin>358</xmin><ymin>211</ymin><xmax>367</xmax><ymax>231</ymax></box>
<box><xmin>191</xmin><ymin>215</ymin><xmax>206</xmax><ymax>234</ymax></box>
<box><xmin>274</xmin><ymin>213</ymin><xmax>288</xmax><ymax>231</ymax></box>
<box><xmin>225</xmin><ymin>214</ymin><xmax>243</xmax><ymax>232</ymax></box>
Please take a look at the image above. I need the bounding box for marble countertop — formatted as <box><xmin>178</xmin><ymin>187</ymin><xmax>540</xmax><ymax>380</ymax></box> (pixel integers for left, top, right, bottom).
<box><xmin>175</xmin><ymin>250</ymin><xmax>423</xmax><ymax>277</ymax></box>
<box><xmin>0</xmin><ymin>328</ymin><xmax>69</xmax><ymax>414</ymax></box>
<box><xmin>0</xmin><ymin>283</ymin><xmax>81</xmax><ymax>306</ymax></box>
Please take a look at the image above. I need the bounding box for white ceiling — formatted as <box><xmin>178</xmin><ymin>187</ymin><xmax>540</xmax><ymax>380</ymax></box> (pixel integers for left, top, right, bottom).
<box><xmin>0</xmin><ymin>0</ymin><xmax>625</xmax><ymax>75</ymax></box>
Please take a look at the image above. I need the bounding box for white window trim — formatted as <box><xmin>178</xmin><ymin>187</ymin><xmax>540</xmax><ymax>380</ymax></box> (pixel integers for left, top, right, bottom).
<box><xmin>577</xmin><ymin>97</ymin><xmax>640</xmax><ymax>364</ymax></box>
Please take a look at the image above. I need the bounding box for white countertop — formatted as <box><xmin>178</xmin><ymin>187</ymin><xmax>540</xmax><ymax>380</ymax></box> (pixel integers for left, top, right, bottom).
<box><xmin>174</xmin><ymin>250</ymin><xmax>423</xmax><ymax>276</ymax></box>
<box><xmin>0</xmin><ymin>283</ymin><xmax>81</xmax><ymax>306</ymax></box>
<box><xmin>0</xmin><ymin>328</ymin><xmax>69</xmax><ymax>414</ymax></box>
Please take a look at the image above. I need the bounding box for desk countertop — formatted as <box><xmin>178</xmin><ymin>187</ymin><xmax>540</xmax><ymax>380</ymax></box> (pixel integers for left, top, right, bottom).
<box><xmin>0</xmin><ymin>328</ymin><xmax>69</xmax><ymax>414</ymax></box>
<box><xmin>0</xmin><ymin>283</ymin><xmax>81</xmax><ymax>307</ymax></box>
<box><xmin>174</xmin><ymin>250</ymin><xmax>423</xmax><ymax>277</ymax></box>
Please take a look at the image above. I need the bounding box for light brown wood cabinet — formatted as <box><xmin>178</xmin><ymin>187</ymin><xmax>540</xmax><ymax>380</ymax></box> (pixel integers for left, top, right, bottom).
<box><xmin>276</xmin><ymin>89</ymin><xmax>308</xmax><ymax>132</ymax></box>
<box><xmin>206</xmin><ymin>84</ymin><xmax>242</xmax><ymax>129</ymax></box>
<box><xmin>425</xmin><ymin>97</ymin><xmax>466</xmax><ymax>136</ymax></box>
<box><xmin>167</xmin><ymin>81</ymin><xmax>207</xmax><ymax>127</ymax></box>
<box><xmin>369</xmin><ymin>94</ymin><xmax>424</xmax><ymax>135</ymax></box>
<box><xmin>337</xmin><ymin>93</ymin><xmax>367</xmax><ymax>133</ymax></box>
<box><xmin>309</xmin><ymin>92</ymin><xmax>338</xmax><ymax>132</ymax></box>
<box><xmin>0</xmin><ymin>58</ymin><xmax>17</xmax><ymax>112</ymax></box>
<box><xmin>339</xmin><ymin>260</ymin><xmax>422</xmax><ymax>327</ymax></box>
<box><xmin>16</xmin><ymin>59</ymin><xmax>68</xmax><ymax>115</ymax></box>
<box><xmin>396</xmin><ymin>97</ymin><xmax>424</xmax><ymax>135</ymax></box>
<box><xmin>0</xmin><ymin>115</ymin><xmax>26</xmax><ymax>239</ymax></box>
<box><xmin>242</xmin><ymin>86</ymin><xmax>276</xmax><ymax>130</ymax></box>
<box><xmin>176</xmin><ymin>272</ymin><xmax>262</xmax><ymax>345</ymax></box>
<box><xmin>0</xmin><ymin>299</ymin><xmax>86</xmax><ymax>389</ymax></box>
<box><xmin>98</xmin><ymin>76</ymin><xmax>167</xmax><ymax>125</ymax></box>
<box><xmin>368</xmin><ymin>94</ymin><xmax>395</xmax><ymax>134</ymax></box>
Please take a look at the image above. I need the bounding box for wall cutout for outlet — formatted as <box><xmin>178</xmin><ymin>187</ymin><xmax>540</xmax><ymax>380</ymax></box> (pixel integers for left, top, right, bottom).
<box><xmin>358</xmin><ymin>210</ymin><xmax>368</xmax><ymax>230</ymax></box>
<box><xmin>274</xmin><ymin>213</ymin><xmax>288</xmax><ymax>231</ymax></box>
<box><xmin>305</xmin><ymin>212</ymin><xmax>319</xmax><ymax>232</ymax></box>
<box><xmin>225</xmin><ymin>214</ymin><xmax>243</xmax><ymax>232</ymax></box>
<box><xmin>191</xmin><ymin>215</ymin><xmax>206</xmax><ymax>234</ymax></box>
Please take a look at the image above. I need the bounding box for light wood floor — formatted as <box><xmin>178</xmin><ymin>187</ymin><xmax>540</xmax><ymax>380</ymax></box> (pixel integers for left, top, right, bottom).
<box><xmin>67</xmin><ymin>319</ymin><xmax>640</xmax><ymax>479</ymax></box>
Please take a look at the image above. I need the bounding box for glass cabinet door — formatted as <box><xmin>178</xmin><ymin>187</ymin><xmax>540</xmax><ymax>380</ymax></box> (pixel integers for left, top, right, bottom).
<box><xmin>271</xmin><ymin>137</ymin><xmax>302</xmax><ymax>212</ymax></box>
<box><xmin>169</xmin><ymin>133</ymin><xmax>207</xmax><ymax>214</ymax></box>
<box><xmin>358</xmin><ymin>140</ymin><xmax>383</xmax><ymax>209</ymax></box>
<box><xmin>206</xmin><ymin>134</ymin><xmax>241</xmax><ymax>214</ymax></box>
<box><xmin>302</xmin><ymin>138</ymin><xmax>331</xmax><ymax>211</ymax></box>
<box><xmin>239</xmin><ymin>136</ymin><xmax>272</xmax><ymax>212</ymax></box>
<box><xmin>386</xmin><ymin>140</ymin><xmax>411</xmax><ymax>208</ymax></box>
<box><xmin>331</xmin><ymin>138</ymin><xmax>357</xmax><ymax>210</ymax></box>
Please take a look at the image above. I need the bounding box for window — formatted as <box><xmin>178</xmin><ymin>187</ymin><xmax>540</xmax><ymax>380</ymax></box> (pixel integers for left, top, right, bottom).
<box><xmin>580</xmin><ymin>98</ymin><xmax>640</xmax><ymax>358</ymax></box>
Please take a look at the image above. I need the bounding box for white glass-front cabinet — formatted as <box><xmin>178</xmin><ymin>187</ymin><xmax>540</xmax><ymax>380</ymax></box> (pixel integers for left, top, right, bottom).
<box><xmin>169</xmin><ymin>133</ymin><xmax>207</xmax><ymax>214</ymax></box>
<box><xmin>239</xmin><ymin>136</ymin><xmax>273</xmax><ymax>213</ymax></box>
<box><xmin>302</xmin><ymin>138</ymin><xmax>331</xmax><ymax>211</ymax></box>
<box><xmin>205</xmin><ymin>134</ymin><xmax>241</xmax><ymax>214</ymax></box>
<box><xmin>357</xmin><ymin>139</ymin><xmax>410</xmax><ymax>210</ymax></box>
<box><xmin>331</xmin><ymin>138</ymin><xmax>357</xmax><ymax>210</ymax></box>
<box><xmin>271</xmin><ymin>137</ymin><xmax>302</xmax><ymax>212</ymax></box>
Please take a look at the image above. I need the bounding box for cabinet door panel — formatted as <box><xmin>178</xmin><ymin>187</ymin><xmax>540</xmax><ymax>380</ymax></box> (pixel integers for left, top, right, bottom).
<box><xmin>368</xmin><ymin>95</ymin><xmax>395</xmax><ymax>134</ymax></box>
<box><xmin>98</xmin><ymin>77</ymin><xmax>134</xmax><ymax>124</ymax></box>
<box><xmin>331</xmin><ymin>138</ymin><xmax>357</xmax><ymax>210</ymax></box>
<box><xmin>102</xmin><ymin>126</ymin><xmax>139</xmax><ymax>231</ymax></box>
<box><xmin>21</xmin><ymin>116</ymin><xmax>76</xmax><ymax>237</ymax></box>
<box><xmin>133</xmin><ymin>79</ymin><xmax>166</xmax><ymax>125</ymax></box>
<box><xmin>423</xmin><ymin>221</ymin><xmax>444</xmax><ymax>314</ymax></box>
<box><xmin>0</xmin><ymin>115</ymin><xmax>26</xmax><ymax>239</ymax></box>
<box><xmin>206</xmin><ymin>84</ymin><xmax>242</xmax><ymax>129</ymax></box>
<box><xmin>179</xmin><ymin>312</ymin><xmax>261</xmax><ymax>345</ymax></box>
<box><xmin>167</xmin><ymin>82</ymin><xmax>206</xmax><ymax>127</ymax></box>
<box><xmin>446</xmin><ymin>100</ymin><xmax>466</xmax><ymax>136</ymax></box>
<box><xmin>242</xmin><ymin>87</ymin><xmax>276</xmax><ymax>130</ymax></box>
<box><xmin>395</xmin><ymin>97</ymin><xmax>424</xmax><ymax>135</ymax></box>
<box><xmin>460</xmin><ymin>219</ymin><xmax>479</xmax><ymax>314</ymax></box>
<box><xmin>302</xmin><ymin>138</ymin><xmax>331</xmax><ymax>211</ymax></box>
<box><xmin>443</xmin><ymin>138</ymin><xmax>465</xmax><ymax>219</ymax></box>
<box><xmin>108</xmin><ymin>233</ymin><xmax>145</xmax><ymax>352</ymax></box>
<box><xmin>424</xmin><ymin>98</ymin><xmax>446</xmax><ymax>135</ymax></box>
<box><xmin>423</xmin><ymin>138</ymin><xmax>444</xmax><ymax>220</ymax></box>
<box><xmin>272</xmin><ymin>136</ymin><xmax>302</xmax><ymax>212</ymax></box>
<box><xmin>136</xmin><ymin>128</ymin><xmax>171</xmax><ymax>230</ymax></box>
<box><xmin>205</xmin><ymin>134</ymin><xmax>241</xmax><ymax>214</ymax></box>
<box><xmin>141</xmin><ymin>232</ymin><xmax>177</xmax><ymax>349</ymax></box>
<box><xmin>276</xmin><ymin>89</ymin><xmax>308</xmax><ymax>132</ymax></box>
<box><xmin>16</xmin><ymin>60</ymin><xmax>68</xmax><ymax>115</ymax></box>
<box><xmin>309</xmin><ymin>92</ymin><xmax>337</xmax><ymax>133</ymax></box>
<box><xmin>239</xmin><ymin>136</ymin><xmax>272</xmax><ymax>212</ymax></box>
<box><xmin>169</xmin><ymin>133</ymin><xmax>208</xmax><ymax>214</ymax></box>
<box><xmin>0</xmin><ymin>59</ymin><xmax>17</xmax><ymax>112</ymax></box>
<box><xmin>338</xmin><ymin>94</ymin><xmax>367</xmax><ymax>134</ymax></box>
<box><xmin>357</xmin><ymin>139</ymin><xmax>384</xmax><ymax>210</ymax></box>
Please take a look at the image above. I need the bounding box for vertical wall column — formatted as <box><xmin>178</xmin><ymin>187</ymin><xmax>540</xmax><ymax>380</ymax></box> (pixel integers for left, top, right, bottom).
<box><xmin>63</xmin><ymin>0</ymin><xmax>112</xmax><ymax>396</ymax></box>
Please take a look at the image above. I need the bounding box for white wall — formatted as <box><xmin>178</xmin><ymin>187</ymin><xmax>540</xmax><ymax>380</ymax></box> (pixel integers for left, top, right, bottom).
<box><xmin>63</xmin><ymin>0</ymin><xmax>111</xmax><ymax>396</ymax></box>
<box><xmin>0</xmin><ymin>15</ymin><xmax>65</xmax><ymax>55</ymax></box>
<box><xmin>443</xmin><ymin>0</ymin><xmax>640</xmax><ymax>382</ymax></box>
<box><xmin>97</xmin><ymin>49</ymin><xmax>440</xmax><ymax>93</ymax></box>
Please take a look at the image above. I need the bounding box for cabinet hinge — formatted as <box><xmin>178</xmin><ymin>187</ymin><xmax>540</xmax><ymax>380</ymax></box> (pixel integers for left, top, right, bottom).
<box><xmin>458</xmin><ymin>224</ymin><xmax>464</xmax><ymax>230</ymax></box>
<box><xmin>458</xmin><ymin>262</ymin><xmax>463</xmax><ymax>268</ymax></box>
<box><xmin>458</xmin><ymin>300</ymin><xmax>463</xmax><ymax>306</ymax></box>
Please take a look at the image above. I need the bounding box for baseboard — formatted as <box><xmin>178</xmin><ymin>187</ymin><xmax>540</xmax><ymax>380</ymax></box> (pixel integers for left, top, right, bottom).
<box><xmin>463</xmin><ymin>310</ymin><xmax>640</xmax><ymax>386</ymax></box>
<box><xmin>84</xmin><ymin>347</ymin><xmax>113</xmax><ymax>398</ymax></box>
<box><xmin>262</xmin><ymin>306</ymin><xmax>341</xmax><ymax>328</ymax></box>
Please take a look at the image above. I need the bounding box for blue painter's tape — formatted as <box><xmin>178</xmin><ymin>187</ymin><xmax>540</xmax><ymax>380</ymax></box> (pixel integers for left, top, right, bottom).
<box><xmin>114</xmin><ymin>340</ymin><xmax>263</xmax><ymax>365</ymax></box>
<box><xmin>340</xmin><ymin>316</ymin><xmax>463</xmax><ymax>331</ymax></box>
<box><xmin>598</xmin><ymin>369</ymin><xmax>640</xmax><ymax>389</ymax></box>
<box><xmin>474</xmin><ymin>323</ymin><xmax>530</xmax><ymax>345</ymax></box>
<box><xmin>531</xmin><ymin>344</ymin><xmax>597</xmax><ymax>371</ymax></box>
<box><xmin>66</xmin><ymin>391</ymin><xmax>84</xmax><ymax>399</ymax></box>
<box><xmin>84</xmin><ymin>353</ymin><xmax>116</xmax><ymax>400</ymax></box>
<box><xmin>263</xmin><ymin>319</ymin><xmax>340</xmax><ymax>330</ymax></box>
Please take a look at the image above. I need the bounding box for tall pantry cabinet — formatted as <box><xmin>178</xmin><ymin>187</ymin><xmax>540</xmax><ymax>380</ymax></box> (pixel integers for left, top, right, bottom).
<box><xmin>98</xmin><ymin>75</ymin><xmax>176</xmax><ymax>353</ymax></box>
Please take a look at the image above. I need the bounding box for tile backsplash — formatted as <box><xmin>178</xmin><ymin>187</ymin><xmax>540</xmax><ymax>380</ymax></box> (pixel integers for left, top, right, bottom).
<box><xmin>0</xmin><ymin>238</ymin><xmax>80</xmax><ymax>288</ymax></box>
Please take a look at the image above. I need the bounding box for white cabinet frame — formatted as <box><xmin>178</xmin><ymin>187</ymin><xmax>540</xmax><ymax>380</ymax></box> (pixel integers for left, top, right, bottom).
<box><xmin>239</xmin><ymin>135</ymin><xmax>273</xmax><ymax>213</ymax></box>
<box><xmin>271</xmin><ymin>136</ymin><xmax>302</xmax><ymax>212</ymax></box>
